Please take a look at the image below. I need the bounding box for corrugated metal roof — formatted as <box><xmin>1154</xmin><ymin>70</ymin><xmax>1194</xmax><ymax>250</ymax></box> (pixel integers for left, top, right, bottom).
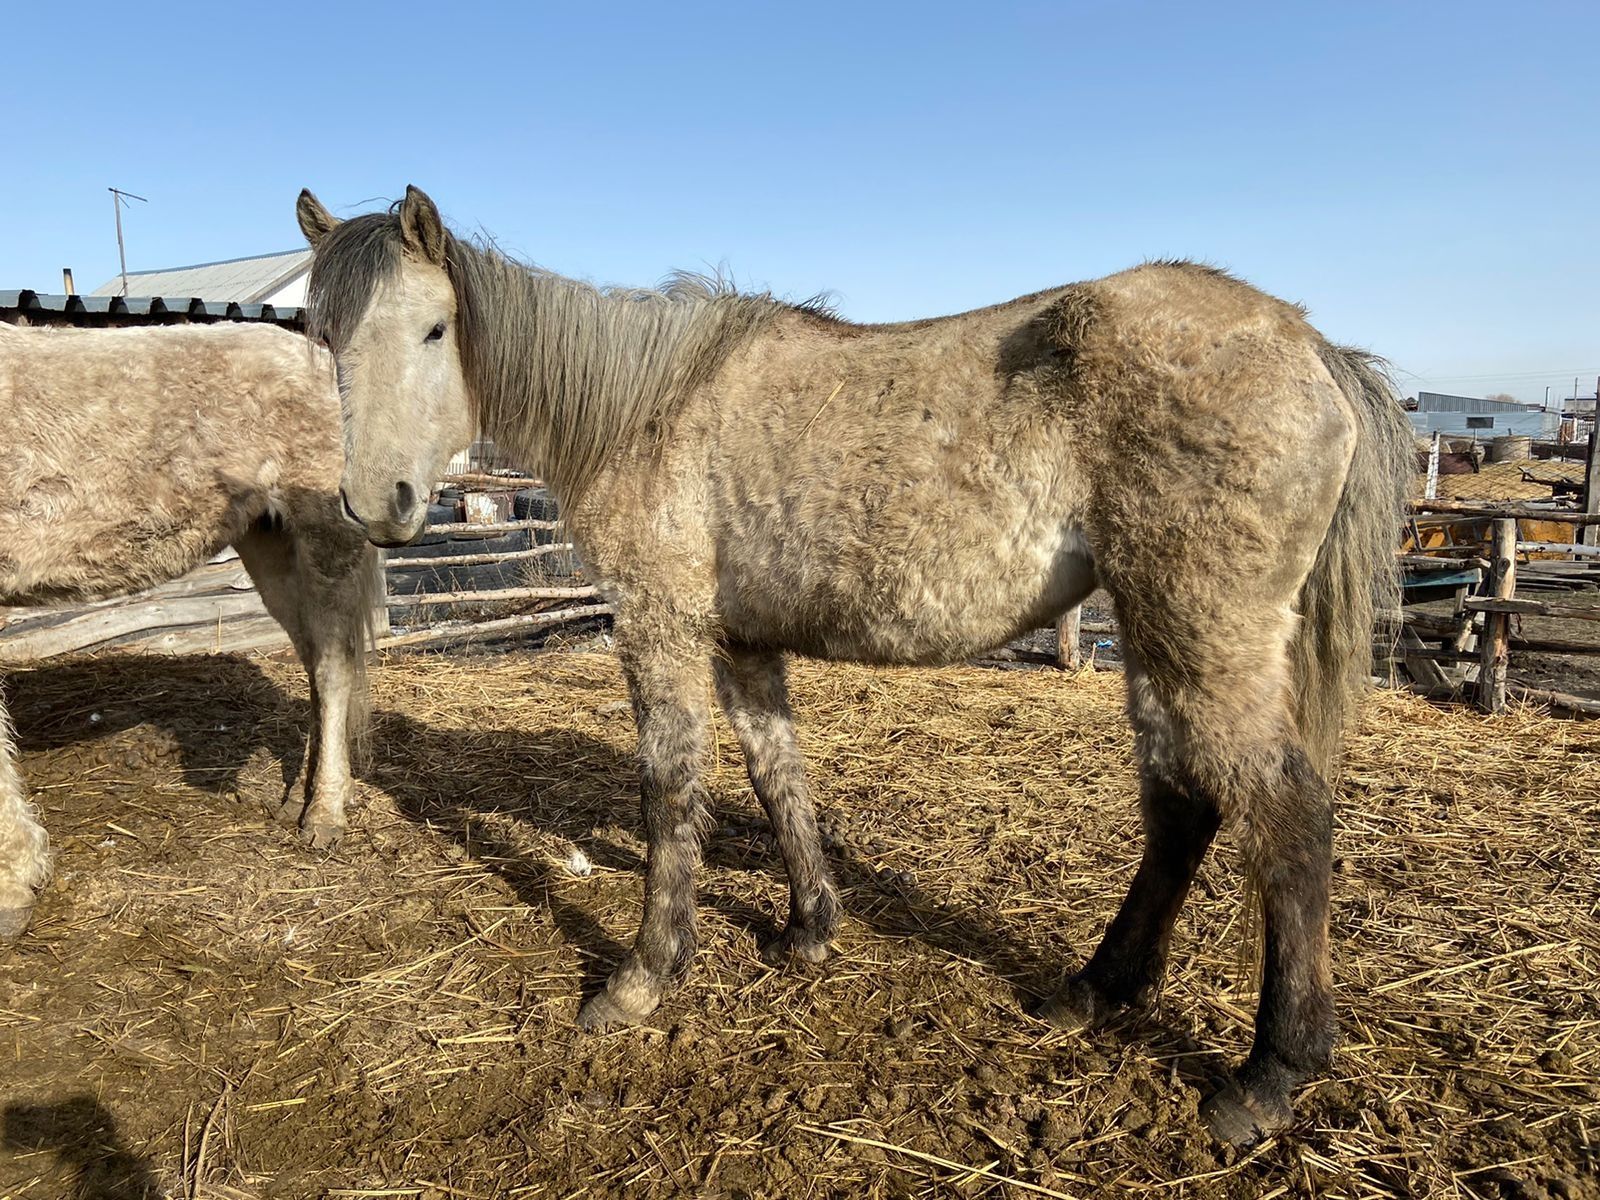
<box><xmin>89</xmin><ymin>248</ymin><xmax>311</xmax><ymax>303</ymax></box>
<box><xmin>1</xmin><ymin>289</ymin><xmax>302</xmax><ymax>327</ymax></box>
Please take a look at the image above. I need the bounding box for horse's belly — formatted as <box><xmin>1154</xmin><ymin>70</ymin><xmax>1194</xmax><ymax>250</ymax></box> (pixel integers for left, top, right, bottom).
<box><xmin>0</xmin><ymin>489</ymin><xmax>237</xmax><ymax>606</ymax></box>
<box><xmin>719</xmin><ymin>524</ymin><xmax>1097</xmax><ymax>665</ymax></box>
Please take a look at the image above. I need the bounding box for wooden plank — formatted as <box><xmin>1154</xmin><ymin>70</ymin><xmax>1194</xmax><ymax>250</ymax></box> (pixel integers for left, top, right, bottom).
<box><xmin>0</xmin><ymin>592</ymin><xmax>270</xmax><ymax>664</ymax></box>
<box><xmin>0</xmin><ymin>561</ymin><xmax>254</xmax><ymax>634</ymax></box>
<box><xmin>1515</xmin><ymin>685</ymin><xmax>1600</xmax><ymax>717</ymax></box>
<box><xmin>1055</xmin><ymin>606</ymin><xmax>1082</xmax><ymax>670</ymax></box>
<box><xmin>1463</xmin><ymin>596</ymin><xmax>1600</xmax><ymax>623</ymax></box>
<box><xmin>1517</xmin><ymin>541</ymin><xmax>1600</xmax><ymax>557</ymax></box>
<box><xmin>385</xmin><ymin>584</ymin><xmax>598</xmax><ymax>609</ymax></box>
<box><xmin>383</xmin><ymin>543</ymin><xmax>575</xmax><ymax>570</ymax></box>
<box><xmin>1425</xmin><ymin>431</ymin><xmax>1440</xmax><ymax>500</ymax></box>
<box><xmin>1399</xmin><ymin>625</ymin><xmax>1453</xmax><ymax>690</ymax></box>
<box><xmin>1406</xmin><ymin>638</ymin><xmax>1600</xmax><ymax>663</ymax></box>
<box><xmin>1477</xmin><ymin>518</ymin><xmax>1518</xmax><ymax>714</ymax></box>
<box><xmin>1398</xmin><ymin>553</ymin><xmax>1489</xmax><ymax>569</ymax></box>
<box><xmin>420</xmin><ymin>518</ymin><xmax>559</xmax><ymax>536</ymax></box>
<box><xmin>377</xmin><ymin>603</ymin><xmax>612</xmax><ymax>650</ymax></box>
<box><xmin>1411</xmin><ymin>499</ymin><xmax>1600</xmax><ymax>524</ymax></box>
<box><xmin>437</xmin><ymin>472</ymin><xmax>539</xmax><ymax>489</ymax></box>
<box><xmin>110</xmin><ymin>615</ymin><xmax>292</xmax><ymax>657</ymax></box>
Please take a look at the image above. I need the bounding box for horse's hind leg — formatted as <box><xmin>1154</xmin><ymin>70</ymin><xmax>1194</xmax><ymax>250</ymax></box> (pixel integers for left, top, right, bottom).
<box><xmin>1064</xmin><ymin>609</ymin><xmax>1334</xmax><ymax>1145</ymax></box>
<box><xmin>0</xmin><ymin>696</ymin><xmax>49</xmax><ymax>939</ymax></box>
<box><xmin>578</xmin><ymin>627</ymin><xmax>713</xmax><ymax>1029</ymax></box>
<box><xmin>1199</xmin><ymin>739</ymin><xmax>1335</xmax><ymax>1147</ymax></box>
<box><xmin>713</xmin><ymin>645</ymin><xmax>839</xmax><ymax>964</ymax></box>
<box><xmin>1039</xmin><ymin>656</ymin><xmax>1221</xmax><ymax>1028</ymax></box>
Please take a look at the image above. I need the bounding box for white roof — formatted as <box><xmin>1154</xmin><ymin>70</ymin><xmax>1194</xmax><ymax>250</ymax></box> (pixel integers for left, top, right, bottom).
<box><xmin>90</xmin><ymin>248</ymin><xmax>311</xmax><ymax>302</ymax></box>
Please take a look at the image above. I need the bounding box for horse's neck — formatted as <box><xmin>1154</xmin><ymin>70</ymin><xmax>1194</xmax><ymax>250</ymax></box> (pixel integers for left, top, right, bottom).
<box><xmin>460</xmin><ymin>250</ymin><xmax>763</xmax><ymax>505</ymax></box>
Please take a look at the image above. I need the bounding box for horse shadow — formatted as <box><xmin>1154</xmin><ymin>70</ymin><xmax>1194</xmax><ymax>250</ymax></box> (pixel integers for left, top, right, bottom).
<box><xmin>365</xmin><ymin>705</ymin><xmax>1225</xmax><ymax>1092</ymax></box>
<box><xmin>5</xmin><ymin>654</ymin><xmax>309</xmax><ymax>806</ymax></box>
<box><xmin>366</xmin><ymin>704</ymin><xmax>1070</xmax><ymax>1021</ymax></box>
<box><xmin>6</xmin><ymin>655</ymin><xmax>1219</xmax><ymax>1087</ymax></box>
<box><xmin>3</xmin><ymin>1097</ymin><xmax>162</xmax><ymax>1200</ymax></box>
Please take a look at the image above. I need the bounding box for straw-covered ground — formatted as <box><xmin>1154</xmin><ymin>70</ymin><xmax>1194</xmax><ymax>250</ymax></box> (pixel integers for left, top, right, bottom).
<box><xmin>1</xmin><ymin>648</ymin><xmax>1595</xmax><ymax>1199</ymax></box>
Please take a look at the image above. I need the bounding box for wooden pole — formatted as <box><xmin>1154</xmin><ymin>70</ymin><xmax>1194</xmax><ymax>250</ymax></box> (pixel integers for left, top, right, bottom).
<box><xmin>375</xmin><ymin>603</ymin><xmax>612</xmax><ymax>650</ymax></box>
<box><xmin>1055</xmin><ymin>605</ymin><xmax>1082</xmax><ymax>670</ymax></box>
<box><xmin>1411</xmin><ymin>499</ymin><xmax>1600</xmax><ymax>524</ymax></box>
<box><xmin>1477</xmin><ymin>518</ymin><xmax>1518</xmax><ymax>714</ymax></box>
<box><xmin>1425</xmin><ymin>430</ymin><xmax>1441</xmax><ymax>500</ymax></box>
<box><xmin>1579</xmin><ymin>428</ymin><xmax>1600</xmax><ymax>548</ymax></box>
<box><xmin>420</xmin><ymin>517</ymin><xmax>559</xmax><ymax>536</ymax></box>
<box><xmin>385</xmin><ymin>584</ymin><xmax>597</xmax><ymax>609</ymax></box>
<box><xmin>384</xmin><ymin>543</ymin><xmax>575</xmax><ymax>570</ymax></box>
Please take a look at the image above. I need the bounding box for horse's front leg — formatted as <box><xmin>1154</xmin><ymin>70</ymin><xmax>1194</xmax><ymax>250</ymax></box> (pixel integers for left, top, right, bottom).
<box><xmin>297</xmin><ymin>638</ymin><xmax>358</xmax><ymax>849</ymax></box>
<box><xmin>0</xmin><ymin>699</ymin><xmax>50</xmax><ymax>940</ymax></box>
<box><xmin>578</xmin><ymin>640</ymin><xmax>711</xmax><ymax>1029</ymax></box>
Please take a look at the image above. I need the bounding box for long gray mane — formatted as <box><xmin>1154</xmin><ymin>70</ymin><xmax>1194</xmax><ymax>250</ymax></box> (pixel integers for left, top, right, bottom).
<box><xmin>305</xmin><ymin>213</ymin><xmax>794</xmax><ymax>505</ymax></box>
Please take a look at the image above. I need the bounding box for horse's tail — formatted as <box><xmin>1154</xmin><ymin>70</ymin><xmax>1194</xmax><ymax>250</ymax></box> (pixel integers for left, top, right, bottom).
<box><xmin>1290</xmin><ymin>343</ymin><xmax>1413</xmax><ymax>775</ymax></box>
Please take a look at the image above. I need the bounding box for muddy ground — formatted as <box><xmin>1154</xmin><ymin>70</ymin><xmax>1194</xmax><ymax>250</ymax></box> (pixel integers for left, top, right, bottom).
<box><xmin>0</xmin><ymin>649</ymin><xmax>1596</xmax><ymax>1199</ymax></box>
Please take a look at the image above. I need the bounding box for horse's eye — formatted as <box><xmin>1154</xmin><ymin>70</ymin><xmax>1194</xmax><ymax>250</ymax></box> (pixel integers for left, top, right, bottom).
<box><xmin>424</xmin><ymin>321</ymin><xmax>447</xmax><ymax>343</ymax></box>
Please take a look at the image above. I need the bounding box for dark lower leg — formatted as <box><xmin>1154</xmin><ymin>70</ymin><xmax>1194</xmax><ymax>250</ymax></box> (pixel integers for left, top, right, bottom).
<box><xmin>1042</xmin><ymin>774</ymin><xmax>1219</xmax><ymax>1026</ymax></box>
<box><xmin>714</xmin><ymin>649</ymin><xmax>839</xmax><ymax>962</ymax></box>
<box><xmin>1202</xmin><ymin>747</ymin><xmax>1335</xmax><ymax>1145</ymax></box>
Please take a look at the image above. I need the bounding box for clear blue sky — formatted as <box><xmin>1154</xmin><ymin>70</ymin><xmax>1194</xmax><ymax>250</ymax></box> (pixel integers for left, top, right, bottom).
<box><xmin>3</xmin><ymin>1</ymin><xmax>1596</xmax><ymax>404</ymax></box>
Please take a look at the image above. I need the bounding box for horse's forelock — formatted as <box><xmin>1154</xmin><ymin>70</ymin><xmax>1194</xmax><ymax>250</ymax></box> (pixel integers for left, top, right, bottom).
<box><xmin>305</xmin><ymin>213</ymin><xmax>405</xmax><ymax>351</ymax></box>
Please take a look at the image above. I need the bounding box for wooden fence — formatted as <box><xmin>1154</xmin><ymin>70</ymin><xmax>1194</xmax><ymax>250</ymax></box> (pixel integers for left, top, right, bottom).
<box><xmin>0</xmin><ymin>490</ymin><xmax>612</xmax><ymax>664</ymax></box>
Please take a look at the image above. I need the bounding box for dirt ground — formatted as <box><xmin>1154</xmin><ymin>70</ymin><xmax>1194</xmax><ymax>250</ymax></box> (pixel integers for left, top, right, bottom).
<box><xmin>1</xmin><ymin>649</ymin><xmax>1596</xmax><ymax>1199</ymax></box>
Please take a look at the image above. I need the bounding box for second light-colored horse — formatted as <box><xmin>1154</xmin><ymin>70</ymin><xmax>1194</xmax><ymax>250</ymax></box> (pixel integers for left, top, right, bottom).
<box><xmin>0</xmin><ymin>319</ymin><xmax>382</xmax><ymax>939</ymax></box>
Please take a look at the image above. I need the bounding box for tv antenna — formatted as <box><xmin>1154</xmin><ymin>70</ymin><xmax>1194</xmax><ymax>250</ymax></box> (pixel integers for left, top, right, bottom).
<box><xmin>108</xmin><ymin>187</ymin><xmax>148</xmax><ymax>296</ymax></box>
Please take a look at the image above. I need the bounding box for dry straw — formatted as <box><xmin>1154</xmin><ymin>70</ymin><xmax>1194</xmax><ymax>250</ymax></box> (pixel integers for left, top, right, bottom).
<box><xmin>1</xmin><ymin>648</ymin><xmax>1594</xmax><ymax>1197</ymax></box>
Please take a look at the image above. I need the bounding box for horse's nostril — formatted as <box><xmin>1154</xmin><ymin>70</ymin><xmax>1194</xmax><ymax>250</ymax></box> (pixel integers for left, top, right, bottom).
<box><xmin>394</xmin><ymin>480</ymin><xmax>417</xmax><ymax>519</ymax></box>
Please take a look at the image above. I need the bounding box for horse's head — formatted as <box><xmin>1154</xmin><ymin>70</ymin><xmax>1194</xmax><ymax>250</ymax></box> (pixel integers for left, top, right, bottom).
<box><xmin>297</xmin><ymin>186</ymin><xmax>473</xmax><ymax>548</ymax></box>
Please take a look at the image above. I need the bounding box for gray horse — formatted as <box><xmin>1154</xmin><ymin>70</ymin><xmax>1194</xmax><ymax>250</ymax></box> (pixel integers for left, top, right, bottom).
<box><xmin>298</xmin><ymin>185</ymin><xmax>1411</xmax><ymax>1145</ymax></box>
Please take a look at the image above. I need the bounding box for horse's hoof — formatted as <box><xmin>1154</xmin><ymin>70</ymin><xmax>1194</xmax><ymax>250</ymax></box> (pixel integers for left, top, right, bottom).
<box><xmin>1035</xmin><ymin>976</ymin><xmax>1119</xmax><ymax>1031</ymax></box>
<box><xmin>577</xmin><ymin>989</ymin><xmax>657</xmax><ymax>1031</ymax></box>
<box><xmin>273</xmin><ymin>798</ymin><xmax>303</xmax><ymax>827</ymax></box>
<box><xmin>0</xmin><ymin>906</ymin><xmax>34</xmax><ymax>942</ymax></box>
<box><xmin>300</xmin><ymin>821</ymin><xmax>345</xmax><ymax>851</ymax></box>
<box><xmin>760</xmin><ymin>925</ymin><xmax>832</xmax><ymax>966</ymax></box>
<box><xmin>1200</xmin><ymin>1083</ymin><xmax>1290</xmax><ymax>1148</ymax></box>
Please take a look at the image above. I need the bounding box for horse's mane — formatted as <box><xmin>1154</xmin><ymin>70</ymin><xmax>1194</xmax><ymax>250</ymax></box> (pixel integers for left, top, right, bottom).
<box><xmin>305</xmin><ymin>211</ymin><xmax>799</xmax><ymax>506</ymax></box>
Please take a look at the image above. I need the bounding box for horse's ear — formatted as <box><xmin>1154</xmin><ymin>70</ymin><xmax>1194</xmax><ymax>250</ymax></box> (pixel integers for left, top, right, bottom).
<box><xmin>296</xmin><ymin>189</ymin><xmax>339</xmax><ymax>247</ymax></box>
<box><xmin>399</xmin><ymin>185</ymin><xmax>447</xmax><ymax>266</ymax></box>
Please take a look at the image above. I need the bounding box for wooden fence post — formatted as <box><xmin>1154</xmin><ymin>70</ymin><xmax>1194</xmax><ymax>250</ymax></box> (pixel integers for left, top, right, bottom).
<box><xmin>1056</xmin><ymin>605</ymin><xmax>1082</xmax><ymax>670</ymax></box>
<box><xmin>1477</xmin><ymin>518</ymin><xmax>1518</xmax><ymax>713</ymax></box>
<box><xmin>1579</xmin><ymin>428</ymin><xmax>1600</xmax><ymax>548</ymax></box>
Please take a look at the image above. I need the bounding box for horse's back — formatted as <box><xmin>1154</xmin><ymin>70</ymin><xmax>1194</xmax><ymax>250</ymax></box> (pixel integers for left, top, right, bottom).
<box><xmin>0</xmin><ymin>322</ymin><xmax>344</xmax><ymax>605</ymax></box>
<box><xmin>683</xmin><ymin>263</ymin><xmax>1356</xmax><ymax>664</ymax></box>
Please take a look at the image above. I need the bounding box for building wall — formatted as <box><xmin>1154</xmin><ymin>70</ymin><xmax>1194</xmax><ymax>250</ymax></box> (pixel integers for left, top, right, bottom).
<box><xmin>262</xmin><ymin>274</ymin><xmax>308</xmax><ymax>307</ymax></box>
<box><xmin>1414</xmin><ymin>391</ymin><xmax>1536</xmax><ymax>415</ymax></box>
<box><xmin>1407</xmin><ymin>410</ymin><xmax>1560</xmax><ymax>438</ymax></box>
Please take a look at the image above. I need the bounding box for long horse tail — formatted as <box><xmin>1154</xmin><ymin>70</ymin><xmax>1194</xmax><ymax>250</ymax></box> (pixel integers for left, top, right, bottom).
<box><xmin>1291</xmin><ymin>343</ymin><xmax>1414</xmax><ymax>775</ymax></box>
